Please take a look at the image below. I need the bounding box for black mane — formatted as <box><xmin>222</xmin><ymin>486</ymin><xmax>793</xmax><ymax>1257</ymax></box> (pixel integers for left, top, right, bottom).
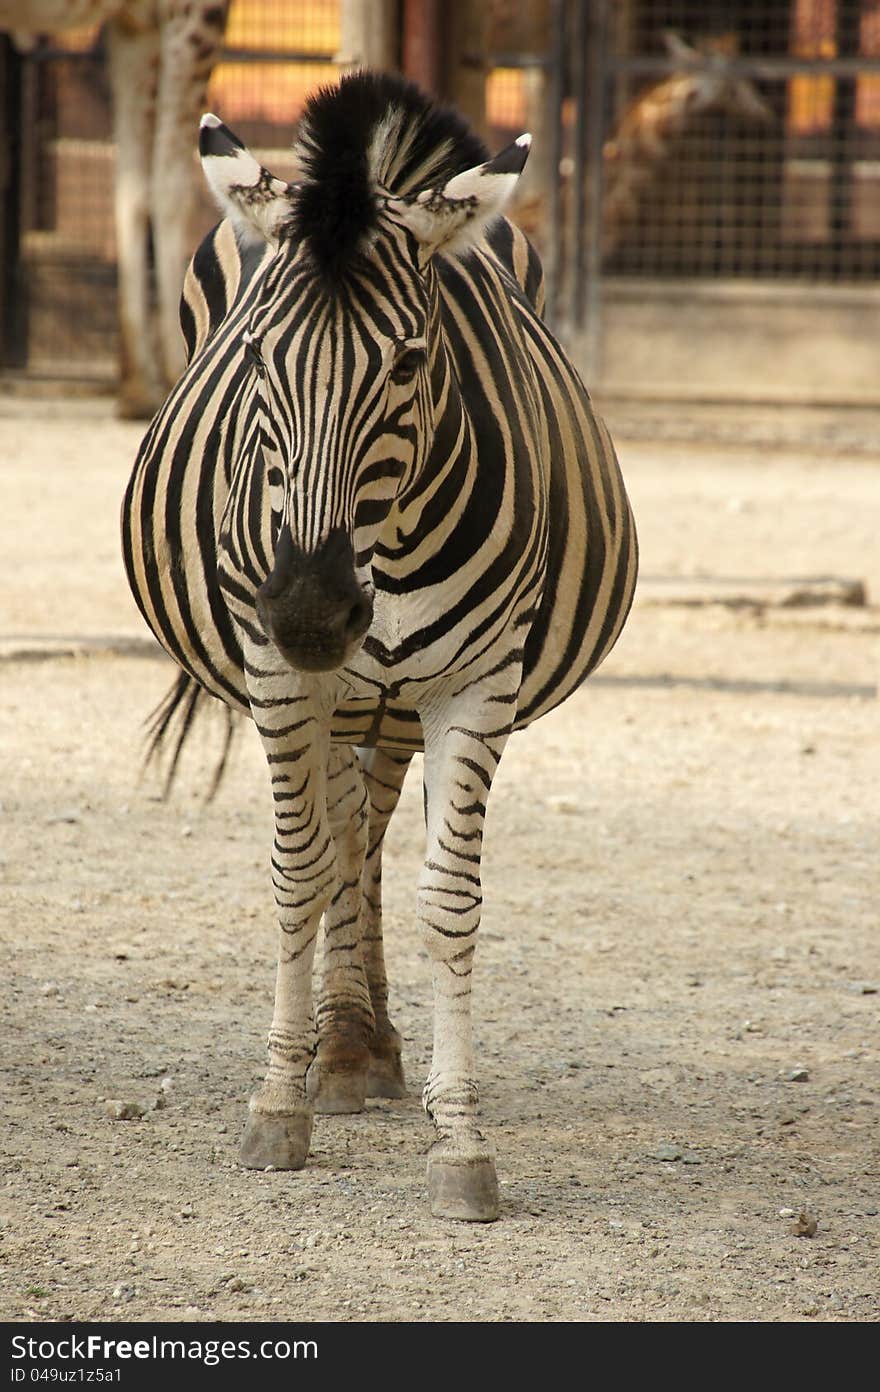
<box><xmin>289</xmin><ymin>71</ymin><xmax>489</xmax><ymax>280</ymax></box>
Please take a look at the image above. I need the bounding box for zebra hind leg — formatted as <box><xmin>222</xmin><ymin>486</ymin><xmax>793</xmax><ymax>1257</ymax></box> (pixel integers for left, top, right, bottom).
<box><xmin>307</xmin><ymin>746</ymin><xmax>374</xmax><ymax>1114</ymax></box>
<box><xmin>308</xmin><ymin>745</ymin><xmax>412</xmax><ymax>1109</ymax></box>
<box><xmin>358</xmin><ymin>746</ymin><xmax>412</xmax><ymax>1099</ymax></box>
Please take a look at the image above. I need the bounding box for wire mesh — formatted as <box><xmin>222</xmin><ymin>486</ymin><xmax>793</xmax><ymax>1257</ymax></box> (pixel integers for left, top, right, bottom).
<box><xmin>4</xmin><ymin>1</ymin><xmax>880</xmax><ymax>378</ymax></box>
<box><xmin>597</xmin><ymin>0</ymin><xmax>880</xmax><ymax>282</ymax></box>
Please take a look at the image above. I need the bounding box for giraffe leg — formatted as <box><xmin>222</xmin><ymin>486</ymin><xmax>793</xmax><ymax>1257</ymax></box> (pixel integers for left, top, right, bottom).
<box><xmin>106</xmin><ymin>15</ymin><xmax>162</xmax><ymax>418</ymax></box>
<box><xmin>418</xmin><ymin>683</ymin><xmax>519</xmax><ymax>1222</ymax></box>
<box><xmin>358</xmin><ymin>746</ymin><xmax>412</xmax><ymax>1098</ymax></box>
<box><xmin>307</xmin><ymin>747</ymin><xmax>373</xmax><ymax>1115</ymax></box>
<box><xmin>152</xmin><ymin>1</ymin><xmax>229</xmax><ymax>393</ymax></box>
<box><xmin>240</xmin><ymin>655</ymin><xmax>338</xmax><ymax>1169</ymax></box>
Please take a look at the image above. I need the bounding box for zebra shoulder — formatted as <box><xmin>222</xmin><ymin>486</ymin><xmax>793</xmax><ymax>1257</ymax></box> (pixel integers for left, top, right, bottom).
<box><xmin>484</xmin><ymin>217</ymin><xmax>546</xmax><ymax>319</ymax></box>
<box><xmin>179</xmin><ymin>218</ymin><xmax>271</xmax><ymax>363</ymax></box>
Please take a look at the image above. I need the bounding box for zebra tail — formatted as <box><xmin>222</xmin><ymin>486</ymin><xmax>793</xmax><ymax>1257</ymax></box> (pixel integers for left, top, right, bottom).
<box><xmin>143</xmin><ymin>671</ymin><xmax>237</xmax><ymax>801</ymax></box>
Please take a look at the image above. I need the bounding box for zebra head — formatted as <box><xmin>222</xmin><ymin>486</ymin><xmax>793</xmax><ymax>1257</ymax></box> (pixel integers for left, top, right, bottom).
<box><xmin>199</xmin><ymin>74</ymin><xmax>530</xmax><ymax>674</ymax></box>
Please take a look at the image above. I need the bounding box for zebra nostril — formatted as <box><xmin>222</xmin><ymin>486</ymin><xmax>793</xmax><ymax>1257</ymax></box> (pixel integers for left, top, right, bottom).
<box><xmin>347</xmin><ymin>592</ymin><xmax>373</xmax><ymax>638</ymax></box>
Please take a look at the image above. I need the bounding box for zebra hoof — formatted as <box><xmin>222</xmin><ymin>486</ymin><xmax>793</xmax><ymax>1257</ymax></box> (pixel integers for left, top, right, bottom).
<box><xmin>366</xmin><ymin>1048</ymin><xmax>406</xmax><ymax>1100</ymax></box>
<box><xmin>306</xmin><ymin>1062</ymin><xmax>368</xmax><ymax>1115</ymax></box>
<box><xmin>239</xmin><ymin>1108</ymin><xmax>313</xmax><ymax>1170</ymax></box>
<box><xmin>427</xmin><ymin>1148</ymin><xmax>500</xmax><ymax>1222</ymax></box>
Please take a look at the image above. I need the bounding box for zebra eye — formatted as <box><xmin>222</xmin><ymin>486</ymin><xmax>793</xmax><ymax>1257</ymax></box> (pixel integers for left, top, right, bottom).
<box><xmin>390</xmin><ymin>347</ymin><xmax>423</xmax><ymax>386</ymax></box>
<box><xmin>243</xmin><ymin>332</ymin><xmax>265</xmax><ymax>377</ymax></box>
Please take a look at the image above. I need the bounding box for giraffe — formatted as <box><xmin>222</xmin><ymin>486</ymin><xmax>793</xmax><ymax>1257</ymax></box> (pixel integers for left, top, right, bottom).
<box><xmin>512</xmin><ymin>31</ymin><xmax>772</xmax><ymax>266</ymax></box>
<box><xmin>600</xmin><ymin>32</ymin><xmax>773</xmax><ymax>258</ymax></box>
<box><xmin>0</xmin><ymin>1</ymin><xmax>229</xmax><ymax>416</ymax></box>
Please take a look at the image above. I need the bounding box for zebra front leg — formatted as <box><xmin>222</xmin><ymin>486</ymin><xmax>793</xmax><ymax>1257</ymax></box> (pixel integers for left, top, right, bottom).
<box><xmin>240</xmin><ymin>667</ymin><xmax>338</xmax><ymax>1169</ymax></box>
<box><xmin>358</xmin><ymin>746</ymin><xmax>413</xmax><ymax>1098</ymax></box>
<box><xmin>419</xmin><ymin>705</ymin><xmax>514</xmax><ymax>1222</ymax></box>
<box><xmin>307</xmin><ymin>746</ymin><xmax>374</xmax><ymax>1114</ymax></box>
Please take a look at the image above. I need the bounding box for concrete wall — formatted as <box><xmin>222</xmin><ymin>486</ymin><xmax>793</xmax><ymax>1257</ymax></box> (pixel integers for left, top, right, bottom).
<box><xmin>572</xmin><ymin>279</ymin><xmax>880</xmax><ymax>408</ymax></box>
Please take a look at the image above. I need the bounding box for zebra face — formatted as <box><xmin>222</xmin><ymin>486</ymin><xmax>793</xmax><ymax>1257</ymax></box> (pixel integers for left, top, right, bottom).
<box><xmin>246</xmin><ymin>233</ymin><xmax>433</xmax><ymax>672</ymax></box>
<box><xmin>198</xmin><ymin>109</ymin><xmax>531</xmax><ymax>674</ymax></box>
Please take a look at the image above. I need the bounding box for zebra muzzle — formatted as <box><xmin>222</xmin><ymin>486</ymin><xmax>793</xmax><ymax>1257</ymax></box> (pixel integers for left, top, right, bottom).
<box><xmin>256</xmin><ymin>526</ymin><xmax>373</xmax><ymax>672</ymax></box>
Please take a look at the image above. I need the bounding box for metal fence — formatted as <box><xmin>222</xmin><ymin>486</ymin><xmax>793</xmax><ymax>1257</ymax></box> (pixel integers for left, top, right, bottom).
<box><xmin>2</xmin><ymin>0</ymin><xmax>879</xmax><ymax>385</ymax></box>
<box><xmin>493</xmin><ymin>0</ymin><xmax>880</xmax><ymax>338</ymax></box>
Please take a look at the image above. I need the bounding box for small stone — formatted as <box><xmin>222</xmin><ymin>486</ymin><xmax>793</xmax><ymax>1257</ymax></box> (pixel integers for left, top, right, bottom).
<box><xmin>779</xmin><ymin>1207</ymin><xmax>796</xmax><ymax>1218</ymax></box>
<box><xmin>786</xmin><ymin>1068</ymin><xmax>810</xmax><ymax>1082</ymax></box>
<box><xmin>40</xmin><ymin>982</ymin><xmax>60</xmax><ymax>997</ymax></box>
<box><xmin>792</xmin><ymin>1211</ymin><xmax>818</xmax><ymax>1238</ymax></box>
<box><xmin>179</xmin><ymin>1205</ymin><xmax>194</xmax><ymax>1218</ymax></box>
<box><xmin>651</xmin><ymin>1142</ymin><xmax>682</xmax><ymax>1162</ymax></box>
<box><xmin>104</xmin><ymin>1100</ymin><xmax>146</xmax><ymax>1121</ymax></box>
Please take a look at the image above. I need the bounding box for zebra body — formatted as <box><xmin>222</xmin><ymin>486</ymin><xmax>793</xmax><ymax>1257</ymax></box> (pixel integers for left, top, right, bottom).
<box><xmin>122</xmin><ymin>72</ymin><xmax>637</xmax><ymax>1220</ymax></box>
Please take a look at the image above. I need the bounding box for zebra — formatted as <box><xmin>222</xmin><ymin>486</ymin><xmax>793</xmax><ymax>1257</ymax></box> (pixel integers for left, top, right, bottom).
<box><xmin>122</xmin><ymin>71</ymin><xmax>638</xmax><ymax>1221</ymax></box>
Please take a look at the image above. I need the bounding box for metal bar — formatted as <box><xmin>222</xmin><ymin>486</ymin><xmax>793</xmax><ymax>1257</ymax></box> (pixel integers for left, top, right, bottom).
<box><xmin>217</xmin><ymin>47</ymin><xmax>336</xmax><ymax>64</ymax></box>
<box><xmin>581</xmin><ymin>0</ymin><xmax>608</xmax><ymax>374</ymax></box>
<box><xmin>1</xmin><ymin>37</ymin><xmax>26</xmax><ymax>367</ymax></box>
<box><xmin>28</xmin><ymin>38</ymin><xmax>880</xmax><ymax>79</ymax></box>
<box><xmin>30</xmin><ymin>45</ymin><xmax>336</xmax><ymax>64</ymax></box>
<box><xmin>606</xmin><ymin>56</ymin><xmax>880</xmax><ymax>78</ymax></box>
<box><xmin>401</xmin><ymin>0</ymin><xmax>444</xmax><ymax>96</ymax></box>
<box><xmin>486</xmin><ymin>52</ymin><xmax>556</xmax><ymax>70</ymax></box>
<box><xmin>30</xmin><ymin>41</ymin><xmax>552</xmax><ymax>70</ymax></box>
<box><xmin>544</xmin><ymin>0</ymin><xmax>566</xmax><ymax>331</ymax></box>
<box><xmin>828</xmin><ymin>0</ymin><xmax>861</xmax><ymax>274</ymax></box>
<box><xmin>570</xmin><ymin>0</ymin><xmax>588</xmax><ymax>329</ymax></box>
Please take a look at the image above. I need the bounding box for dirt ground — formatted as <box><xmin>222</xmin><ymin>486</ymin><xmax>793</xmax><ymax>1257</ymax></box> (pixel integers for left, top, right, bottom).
<box><xmin>0</xmin><ymin>394</ymin><xmax>878</xmax><ymax>1324</ymax></box>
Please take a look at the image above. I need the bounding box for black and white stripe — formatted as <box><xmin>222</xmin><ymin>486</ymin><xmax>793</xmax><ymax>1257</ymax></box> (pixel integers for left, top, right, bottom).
<box><xmin>122</xmin><ymin>71</ymin><xmax>637</xmax><ymax>1220</ymax></box>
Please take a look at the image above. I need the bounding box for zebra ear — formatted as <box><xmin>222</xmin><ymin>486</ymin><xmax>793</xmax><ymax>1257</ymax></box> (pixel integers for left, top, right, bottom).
<box><xmin>199</xmin><ymin>114</ymin><xmax>294</xmax><ymax>245</ymax></box>
<box><xmin>390</xmin><ymin>134</ymin><xmax>531</xmax><ymax>259</ymax></box>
